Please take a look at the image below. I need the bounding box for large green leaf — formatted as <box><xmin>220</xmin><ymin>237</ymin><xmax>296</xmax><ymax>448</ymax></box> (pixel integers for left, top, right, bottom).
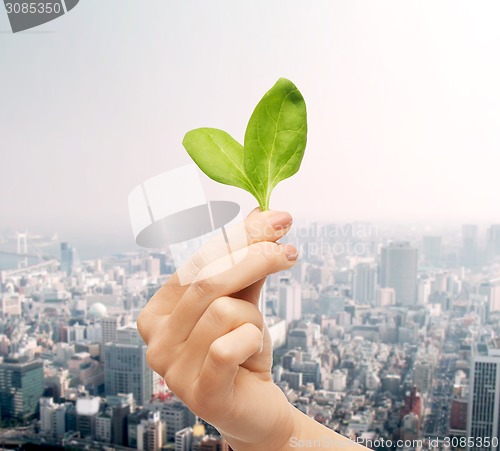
<box><xmin>182</xmin><ymin>128</ymin><xmax>257</xmax><ymax>197</ymax></box>
<box><xmin>243</xmin><ymin>78</ymin><xmax>307</xmax><ymax>210</ymax></box>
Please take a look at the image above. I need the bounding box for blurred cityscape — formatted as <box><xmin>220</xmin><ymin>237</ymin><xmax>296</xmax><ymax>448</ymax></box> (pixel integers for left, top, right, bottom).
<box><xmin>0</xmin><ymin>221</ymin><xmax>500</xmax><ymax>450</ymax></box>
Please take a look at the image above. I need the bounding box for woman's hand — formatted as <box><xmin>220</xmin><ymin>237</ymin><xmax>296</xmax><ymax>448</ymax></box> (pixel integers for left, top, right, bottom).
<box><xmin>137</xmin><ymin>208</ymin><xmax>298</xmax><ymax>450</ymax></box>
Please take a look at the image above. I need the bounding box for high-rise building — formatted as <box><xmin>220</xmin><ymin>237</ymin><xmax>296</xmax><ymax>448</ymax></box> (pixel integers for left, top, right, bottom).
<box><xmin>0</xmin><ymin>357</ymin><xmax>44</xmax><ymax>421</ymax></box>
<box><xmin>52</xmin><ymin>403</ymin><xmax>67</xmax><ymax>437</ymax></box>
<box><xmin>60</xmin><ymin>242</ymin><xmax>80</xmax><ymax>276</ymax></box>
<box><xmin>101</xmin><ymin>316</ymin><xmax>121</xmax><ymax>345</ymax></box>
<box><xmin>462</xmin><ymin>225</ymin><xmax>479</xmax><ymax>268</ymax></box>
<box><xmin>116</xmin><ymin>324</ymin><xmax>143</xmax><ymax>345</ymax></box>
<box><xmin>137</xmin><ymin>411</ymin><xmax>166</xmax><ymax>451</ymax></box>
<box><xmin>192</xmin><ymin>435</ymin><xmax>229</xmax><ymax>451</ymax></box>
<box><xmin>39</xmin><ymin>397</ymin><xmax>55</xmax><ymax>433</ymax></box>
<box><xmin>478</xmin><ymin>279</ymin><xmax>500</xmax><ymax>313</ymax></box>
<box><xmin>287</xmin><ymin>327</ymin><xmax>311</xmax><ymax>351</ymax></box>
<box><xmin>68</xmin><ymin>351</ymin><xmax>104</xmax><ymax>392</ymax></box>
<box><xmin>44</xmin><ymin>367</ymin><xmax>70</xmax><ymax>401</ymax></box>
<box><xmin>107</xmin><ymin>393</ymin><xmax>134</xmax><ymax>446</ymax></box>
<box><xmin>467</xmin><ymin>339</ymin><xmax>500</xmax><ymax>450</ymax></box>
<box><xmin>382</xmin><ymin>374</ymin><xmax>401</xmax><ymax>395</ymax></box>
<box><xmin>278</xmin><ymin>279</ymin><xmax>302</xmax><ymax>325</ymax></box>
<box><xmin>379</xmin><ymin>242</ymin><xmax>418</xmax><ymax>306</ymax></box>
<box><xmin>422</xmin><ymin>236</ymin><xmax>442</xmax><ymax>264</ymax></box>
<box><xmin>40</xmin><ymin>399</ymin><xmax>67</xmax><ymax>437</ymax></box>
<box><xmin>280</xmin><ymin>370</ymin><xmax>303</xmax><ymax>390</ymax></box>
<box><xmin>400</xmin><ymin>386</ymin><xmax>423</xmax><ymax>430</ymax></box>
<box><xmin>96</xmin><ymin>409</ymin><xmax>112</xmax><ymax>443</ymax></box>
<box><xmin>65</xmin><ymin>403</ymin><xmax>77</xmax><ymax>432</ymax></box>
<box><xmin>76</xmin><ymin>397</ymin><xmax>100</xmax><ymax>439</ymax></box>
<box><xmin>413</xmin><ymin>360</ymin><xmax>432</xmax><ymax>394</ymax></box>
<box><xmin>352</xmin><ymin>263</ymin><xmax>377</xmax><ymax>304</ymax></box>
<box><xmin>104</xmin><ymin>334</ymin><xmax>153</xmax><ymax>406</ymax></box>
<box><xmin>176</xmin><ymin>427</ymin><xmax>193</xmax><ymax>451</ymax></box>
<box><xmin>450</xmin><ymin>396</ymin><xmax>468</xmax><ymax>433</ymax></box>
<box><xmin>127</xmin><ymin>408</ymin><xmax>150</xmax><ymax>448</ymax></box>
<box><xmin>145</xmin><ymin>400</ymin><xmax>193</xmax><ymax>441</ymax></box>
<box><xmin>487</xmin><ymin>225</ymin><xmax>500</xmax><ymax>261</ymax></box>
<box><xmin>290</xmin><ymin>361</ymin><xmax>321</xmax><ymax>388</ymax></box>
<box><xmin>376</xmin><ymin>287</ymin><xmax>395</xmax><ymax>308</ymax></box>
<box><xmin>417</xmin><ymin>278</ymin><xmax>431</xmax><ymax>305</ymax></box>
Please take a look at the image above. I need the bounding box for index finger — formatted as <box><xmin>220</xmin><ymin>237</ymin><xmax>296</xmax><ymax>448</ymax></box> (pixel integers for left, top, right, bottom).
<box><xmin>142</xmin><ymin>208</ymin><xmax>292</xmax><ymax>317</ymax></box>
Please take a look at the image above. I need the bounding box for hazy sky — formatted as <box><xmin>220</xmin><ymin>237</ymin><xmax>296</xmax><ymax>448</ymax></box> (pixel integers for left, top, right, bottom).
<box><xmin>1</xmin><ymin>1</ymin><xmax>500</xmax><ymax>244</ymax></box>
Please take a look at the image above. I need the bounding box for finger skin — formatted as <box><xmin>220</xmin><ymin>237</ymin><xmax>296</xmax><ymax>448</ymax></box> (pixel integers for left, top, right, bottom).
<box><xmin>165</xmin><ymin>241</ymin><xmax>297</xmax><ymax>342</ymax></box>
<box><xmin>194</xmin><ymin>322</ymin><xmax>263</xmax><ymax>403</ymax></box>
<box><xmin>233</xmin><ymin>276</ymin><xmax>266</xmax><ymax>305</ymax></box>
<box><xmin>184</xmin><ymin>296</ymin><xmax>264</xmax><ymax>373</ymax></box>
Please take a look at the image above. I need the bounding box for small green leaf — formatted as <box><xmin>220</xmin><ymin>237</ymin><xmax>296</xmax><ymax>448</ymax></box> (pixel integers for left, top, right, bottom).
<box><xmin>244</xmin><ymin>78</ymin><xmax>307</xmax><ymax>210</ymax></box>
<box><xmin>182</xmin><ymin>128</ymin><xmax>257</xmax><ymax>197</ymax></box>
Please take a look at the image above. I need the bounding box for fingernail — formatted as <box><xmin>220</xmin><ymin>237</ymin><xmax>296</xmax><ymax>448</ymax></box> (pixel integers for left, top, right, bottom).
<box><xmin>266</xmin><ymin>211</ymin><xmax>292</xmax><ymax>230</ymax></box>
<box><xmin>284</xmin><ymin>243</ymin><xmax>299</xmax><ymax>261</ymax></box>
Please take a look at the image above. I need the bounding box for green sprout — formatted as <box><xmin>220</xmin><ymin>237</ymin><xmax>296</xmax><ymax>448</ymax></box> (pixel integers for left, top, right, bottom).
<box><xmin>182</xmin><ymin>78</ymin><xmax>307</xmax><ymax>211</ymax></box>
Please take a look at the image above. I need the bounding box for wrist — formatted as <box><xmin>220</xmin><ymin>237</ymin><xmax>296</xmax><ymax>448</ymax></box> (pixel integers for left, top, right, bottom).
<box><xmin>221</xmin><ymin>396</ymin><xmax>296</xmax><ymax>451</ymax></box>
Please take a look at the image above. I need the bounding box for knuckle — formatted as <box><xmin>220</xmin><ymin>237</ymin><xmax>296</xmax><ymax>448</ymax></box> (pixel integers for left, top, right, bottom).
<box><xmin>244</xmin><ymin>216</ymin><xmax>262</xmax><ymax>242</ymax></box>
<box><xmin>246</xmin><ymin>322</ymin><xmax>264</xmax><ymax>343</ymax></box>
<box><xmin>145</xmin><ymin>339</ymin><xmax>169</xmax><ymax>376</ymax></box>
<box><xmin>250</xmin><ymin>308</ymin><xmax>264</xmax><ymax>331</ymax></box>
<box><xmin>136</xmin><ymin>311</ymin><xmax>151</xmax><ymax>342</ymax></box>
<box><xmin>209</xmin><ymin>340</ymin><xmax>233</xmax><ymax>366</ymax></box>
<box><xmin>208</xmin><ymin>297</ymin><xmax>263</xmax><ymax>332</ymax></box>
<box><xmin>192</xmin><ymin>276</ymin><xmax>215</xmax><ymax>298</ymax></box>
<box><xmin>209</xmin><ymin>296</ymin><xmax>235</xmax><ymax>324</ymax></box>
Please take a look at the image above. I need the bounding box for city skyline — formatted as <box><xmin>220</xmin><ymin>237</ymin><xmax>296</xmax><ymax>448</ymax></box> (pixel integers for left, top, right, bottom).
<box><xmin>1</xmin><ymin>211</ymin><xmax>500</xmax><ymax>448</ymax></box>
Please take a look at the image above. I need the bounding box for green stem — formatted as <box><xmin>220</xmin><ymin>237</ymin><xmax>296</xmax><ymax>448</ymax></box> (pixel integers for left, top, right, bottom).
<box><xmin>259</xmin><ymin>191</ymin><xmax>271</xmax><ymax>211</ymax></box>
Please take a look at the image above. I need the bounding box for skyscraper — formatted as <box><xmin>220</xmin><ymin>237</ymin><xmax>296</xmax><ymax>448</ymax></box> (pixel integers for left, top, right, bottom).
<box><xmin>40</xmin><ymin>397</ymin><xmax>66</xmax><ymax>437</ymax></box>
<box><xmin>352</xmin><ymin>263</ymin><xmax>377</xmax><ymax>304</ymax></box>
<box><xmin>278</xmin><ymin>279</ymin><xmax>302</xmax><ymax>324</ymax></box>
<box><xmin>145</xmin><ymin>400</ymin><xmax>193</xmax><ymax>441</ymax></box>
<box><xmin>478</xmin><ymin>279</ymin><xmax>500</xmax><ymax>313</ymax></box>
<box><xmin>60</xmin><ymin>242</ymin><xmax>80</xmax><ymax>276</ymax></box>
<box><xmin>487</xmin><ymin>225</ymin><xmax>500</xmax><ymax>261</ymax></box>
<box><xmin>76</xmin><ymin>397</ymin><xmax>100</xmax><ymax>440</ymax></box>
<box><xmin>107</xmin><ymin>393</ymin><xmax>134</xmax><ymax>446</ymax></box>
<box><xmin>39</xmin><ymin>397</ymin><xmax>55</xmax><ymax>433</ymax></box>
<box><xmin>137</xmin><ymin>411</ymin><xmax>166</xmax><ymax>451</ymax></box>
<box><xmin>104</xmin><ymin>328</ymin><xmax>153</xmax><ymax>406</ymax></box>
<box><xmin>462</xmin><ymin>225</ymin><xmax>479</xmax><ymax>268</ymax></box>
<box><xmin>192</xmin><ymin>435</ymin><xmax>229</xmax><ymax>451</ymax></box>
<box><xmin>101</xmin><ymin>316</ymin><xmax>121</xmax><ymax>345</ymax></box>
<box><xmin>379</xmin><ymin>242</ymin><xmax>418</xmax><ymax>306</ymax></box>
<box><xmin>467</xmin><ymin>339</ymin><xmax>500</xmax><ymax>450</ymax></box>
<box><xmin>176</xmin><ymin>427</ymin><xmax>193</xmax><ymax>451</ymax></box>
<box><xmin>0</xmin><ymin>357</ymin><xmax>44</xmax><ymax>422</ymax></box>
